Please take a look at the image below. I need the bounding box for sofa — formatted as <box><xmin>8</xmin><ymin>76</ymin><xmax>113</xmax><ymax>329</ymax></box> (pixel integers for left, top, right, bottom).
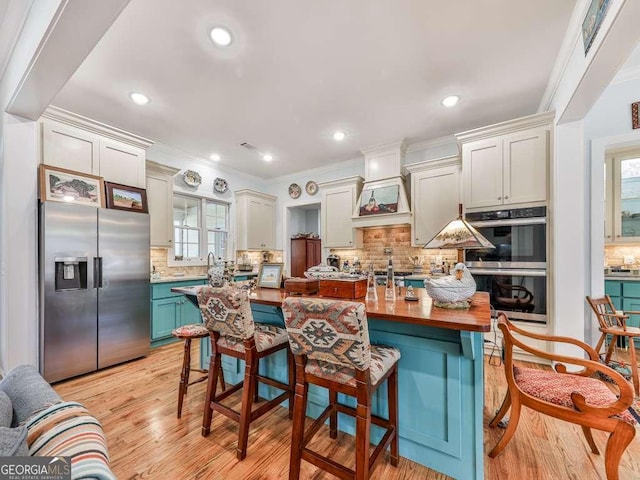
<box><xmin>0</xmin><ymin>365</ymin><xmax>116</xmax><ymax>479</ymax></box>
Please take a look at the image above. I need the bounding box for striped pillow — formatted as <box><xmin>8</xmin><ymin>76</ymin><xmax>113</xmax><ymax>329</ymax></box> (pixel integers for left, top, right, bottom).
<box><xmin>25</xmin><ymin>401</ymin><xmax>115</xmax><ymax>480</ymax></box>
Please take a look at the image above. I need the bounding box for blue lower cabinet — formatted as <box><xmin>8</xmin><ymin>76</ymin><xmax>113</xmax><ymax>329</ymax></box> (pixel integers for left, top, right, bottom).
<box><xmin>404</xmin><ymin>279</ymin><xmax>425</xmax><ymax>289</ymax></box>
<box><xmin>150</xmin><ymin>279</ymin><xmax>207</xmax><ymax>347</ymax></box>
<box><xmin>199</xmin><ymin>304</ymin><xmax>484</xmax><ymax>480</ymax></box>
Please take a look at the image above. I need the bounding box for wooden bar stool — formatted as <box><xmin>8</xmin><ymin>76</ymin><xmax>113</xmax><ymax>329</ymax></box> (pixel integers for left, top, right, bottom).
<box><xmin>171</xmin><ymin>323</ymin><xmax>226</xmax><ymax>418</ymax></box>
<box><xmin>197</xmin><ymin>285</ymin><xmax>294</xmax><ymax>460</ymax></box>
<box><xmin>281</xmin><ymin>297</ymin><xmax>400</xmax><ymax>480</ymax></box>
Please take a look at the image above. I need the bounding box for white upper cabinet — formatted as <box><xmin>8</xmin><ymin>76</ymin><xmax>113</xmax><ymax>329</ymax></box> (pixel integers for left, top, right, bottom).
<box><xmin>406</xmin><ymin>158</ymin><xmax>460</xmax><ymax>247</ymax></box>
<box><xmin>605</xmin><ymin>148</ymin><xmax>640</xmax><ymax>243</ymax></box>
<box><xmin>40</xmin><ymin>107</ymin><xmax>153</xmax><ymax>189</ymax></box>
<box><xmin>457</xmin><ymin>111</ymin><xmax>553</xmax><ymax>211</ymax></box>
<box><xmin>98</xmin><ymin>140</ymin><xmax>145</xmax><ymax>188</ymax></box>
<box><xmin>146</xmin><ymin>161</ymin><xmax>179</xmax><ymax>248</ymax></box>
<box><xmin>235</xmin><ymin>189</ymin><xmax>276</xmax><ymax>250</ymax></box>
<box><xmin>319</xmin><ymin>176</ymin><xmax>363</xmax><ymax>248</ymax></box>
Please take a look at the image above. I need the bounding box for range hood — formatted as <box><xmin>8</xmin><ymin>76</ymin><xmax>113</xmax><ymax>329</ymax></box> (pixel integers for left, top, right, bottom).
<box><xmin>352</xmin><ymin>140</ymin><xmax>412</xmax><ymax>228</ymax></box>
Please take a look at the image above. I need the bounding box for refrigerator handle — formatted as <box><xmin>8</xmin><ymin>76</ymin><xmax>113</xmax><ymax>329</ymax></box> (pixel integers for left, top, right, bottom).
<box><xmin>93</xmin><ymin>257</ymin><xmax>103</xmax><ymax>288</ymax></box>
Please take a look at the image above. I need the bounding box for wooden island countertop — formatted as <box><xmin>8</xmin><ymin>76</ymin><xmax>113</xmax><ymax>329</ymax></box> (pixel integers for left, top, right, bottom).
<box><xmin>172</xmin><ymin>285</ymin><xmax>490</xmax><ymax>333</ymax></box>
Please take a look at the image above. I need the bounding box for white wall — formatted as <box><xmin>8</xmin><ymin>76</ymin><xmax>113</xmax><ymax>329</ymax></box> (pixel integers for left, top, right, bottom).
<box><xmin>0</xmin><ymin>1</ymin><xmax>65</xmax><ymax>373</ymax></box>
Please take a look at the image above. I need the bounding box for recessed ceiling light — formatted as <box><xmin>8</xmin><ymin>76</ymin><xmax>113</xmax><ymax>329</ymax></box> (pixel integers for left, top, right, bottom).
<box><xmin>262</xmin><ymin>153</ymin><xmax>273</xmax><ymax>162</ymax></box>
<box><xmin>129</xmin><ymin>92</ymin><xmax>150</xmax><ymax>105</ymax></box>
<box><xmin>210</xmin><ymin>153</ymin><xmax>221</xmax><ymax>161</ymax></box>
<box><xmin>441</xmin><ymin>95</ymin><xmax>460</xmax><ymax>108</ymax></box>
<box><xmin>332</xmin><ymin>131</ymin><xmax>346</xmax><ymax>141</ymax></box>
<box><xmin>210</xmin><ymin>26</ymin><xmax>233</xmax><ymax>47</ymax></box>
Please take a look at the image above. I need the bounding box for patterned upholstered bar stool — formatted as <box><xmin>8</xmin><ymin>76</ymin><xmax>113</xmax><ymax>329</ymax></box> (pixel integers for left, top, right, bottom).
<box><xmin>198</xmin><ymin>285</ymin><xmax>294</xmax><ymax>460</ymax></box>
<box><xmin>171</xmin><ymin>323</ymin><xmax>225</xmax><ymax>418</ymax></box>
<box><xmin>281</xmin><ymin>297</ymin><xmax>401</xmax><ymax>480</ymax></box>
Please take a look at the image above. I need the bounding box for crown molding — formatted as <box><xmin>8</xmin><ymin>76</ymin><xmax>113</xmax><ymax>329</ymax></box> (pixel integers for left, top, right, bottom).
<box><xmin>610</xmin><ymin>64</ymin><xmax>640</xmax><ymax>85</ymax></box>
<box><xmin>404</xmin><ymin>154</ymin><xmax>460</xmax><ymax>174</ymax></box>
<box><xmin>317</xmin><ymin>175</ymin><xmax>364</xmax><ymax>190</ymax></box>
<box><xmin>42</xmin><ymin>105</ymin><xmax>154</xmax><ymax>149</ymax></box>
<box><xmin>455</xmin><ymin>111</ymin><xmax>556</xmax><ymax>143</ymax></box>
<box><xmin>406</xmin><ymin>135</ymin><xmax>459</xmax><ymax>153</ymax></box>
<box><xmin>234</xmin><ymin>189</ymin><xmax>277</xmax><ymax>201</ymax></box>
<box><xmin>360</xmin><ymin>139</ymin><xmax>407</xmax><ymax>158</ymax></box>
<box><xmin>145</xmin><ymin>160</ymin><xmax>180</xmax><ymax>176</ymax></box>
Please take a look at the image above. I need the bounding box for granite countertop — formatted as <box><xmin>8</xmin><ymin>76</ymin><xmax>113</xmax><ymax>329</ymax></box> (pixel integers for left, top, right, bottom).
<box><xmin>150</xmin><ymin>271</ymin><xmax>258</xmax><ymax>284</ymax></box>
<box><xmin>605</xmin><ymin>275</ymin><xmax>640</xmax><ymax>282</ymax></box>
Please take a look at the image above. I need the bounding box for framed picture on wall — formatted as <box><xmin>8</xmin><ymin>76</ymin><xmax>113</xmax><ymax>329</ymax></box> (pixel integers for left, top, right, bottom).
<box><xmin>581</xmin><ymin>0</ymin><xmax>611</xmax><ymax>55</ymax></box>
<box><xmin>257</xmin><ymin>263</ymin><xmax>284</xmax><ymax>288</ymax></box>
<box><xmin>104</xmin><ymin>182</ymin><xmax>149</xmax><ymax>213</ymax></box>
<box><xmin>39</xmin><ymin>164</ymin><xmax>105</xmax><ymax>208</ymax></box>
<box><xmin>632</xmin><ymin>101</ymin><xmax>639</xmax><ymax>130</ymax></box>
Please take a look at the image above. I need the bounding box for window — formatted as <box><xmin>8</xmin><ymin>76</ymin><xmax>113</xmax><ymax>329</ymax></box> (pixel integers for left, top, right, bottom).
<box><xmin>173</xmin><ymin>194</ymin><xmax>228</xmax><ymax>261</ymax></box>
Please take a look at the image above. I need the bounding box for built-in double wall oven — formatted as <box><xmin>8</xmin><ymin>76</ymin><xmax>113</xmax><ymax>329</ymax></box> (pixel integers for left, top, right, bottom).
<box><xmin>465</xmin><ymin>207</ymin><xmax>547</xmax><ymax>324</ymax></box>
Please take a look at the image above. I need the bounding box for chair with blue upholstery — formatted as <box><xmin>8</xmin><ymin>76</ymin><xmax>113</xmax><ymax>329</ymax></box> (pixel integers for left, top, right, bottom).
<box><xmin>281</xmin><ymin>297</ymin><xmax>400</xmax><ymax>480</ymax></box>
<box><xmin>198</xmin><ymin>285</ymin><xmax>294</xmax><ymax>460</ymax></box>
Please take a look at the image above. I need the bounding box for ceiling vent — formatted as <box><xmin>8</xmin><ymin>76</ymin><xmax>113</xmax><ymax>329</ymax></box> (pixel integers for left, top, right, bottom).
<box><xmin>352</xmin><ymin>140</ymin><xmax>412</xmax><ymax>229</ymax></box>
<box><xmin>240</xmin><ymin>142</ymin><xmax>256</xmax><ymax>150</ymax></box>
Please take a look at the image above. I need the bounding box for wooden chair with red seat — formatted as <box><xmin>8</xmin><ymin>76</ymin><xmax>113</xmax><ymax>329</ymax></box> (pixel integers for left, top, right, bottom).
<box><xmin>198</xmin><ymin>285</ymin><xmax>294</xmax><ymax>460</ymax></box>
<box><xmin>281</xmin><ymin>297</ymin><xmax>400</xmax><ymax>480</ymax></box>
<box><xmin>488</xmin><ymin>313</ymin><xmax>636</xmax><ymax>480</ymax></box>
<box><xmin>586</xmin><ymin>294</ymin><xmax>640</xmax><ymax>397</ymax></box>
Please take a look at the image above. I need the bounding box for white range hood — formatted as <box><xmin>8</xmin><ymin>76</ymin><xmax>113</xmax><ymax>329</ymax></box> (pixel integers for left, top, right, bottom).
<box><xmin>352</xmin><ymin>140</ymin><xmax>412</xmax><ymax>228</ymax></box>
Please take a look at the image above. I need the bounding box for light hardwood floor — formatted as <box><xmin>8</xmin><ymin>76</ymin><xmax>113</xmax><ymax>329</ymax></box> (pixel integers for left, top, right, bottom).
<box><xmin>54</xmin><ymin>342</ymin><xmax>640</xmax><ymax>479</ymax></box>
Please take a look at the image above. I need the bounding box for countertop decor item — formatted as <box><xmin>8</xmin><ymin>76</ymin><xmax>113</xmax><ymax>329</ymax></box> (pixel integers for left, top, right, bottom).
<box><xmin>423</xmin><ymin>203</ymin><xmax>494</xmax><ymax>262</ymax></box>
<box><xmin>305</xmin><ymin>180</ymin><xmax>318</xmax><ymax>195</ymax></box>
<box><xmin>288</xmin><ymin>183</ymin><xmax>301</xmax><ymax>199</ymax></box>
<box><xmin>424</xmin><ymin>263</ymin><xmax>476</xmax><ymax>308</ymax></box>
<box><xmin>213</xmin><ymin>177</ymin><xmax>228</xmax><ymax>193</ymax></box>
<box><xmin>183</xmin><ymin>170</ymin><xmax>202</xmax><ymax>187</ymax></box>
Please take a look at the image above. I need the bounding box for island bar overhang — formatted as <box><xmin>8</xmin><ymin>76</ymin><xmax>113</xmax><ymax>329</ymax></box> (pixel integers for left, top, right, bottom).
<box><xmin>173</xmin><ymin>285</ymin><xmax>490</xmax><ymax>480</ymax></box>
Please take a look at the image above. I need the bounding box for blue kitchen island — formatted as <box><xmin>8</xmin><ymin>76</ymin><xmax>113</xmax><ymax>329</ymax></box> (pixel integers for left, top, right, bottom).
<box><xmin>173</xmin><ymin>285</ymin><xmax>491</xmax><ymax>480</ymax></box>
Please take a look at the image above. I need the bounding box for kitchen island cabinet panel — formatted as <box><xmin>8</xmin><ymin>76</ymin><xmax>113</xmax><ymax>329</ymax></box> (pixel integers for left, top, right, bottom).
<box><xmin>189</xmin><ymin>287</ymin><xmax>488</xmax><ymax>480</ymax></box>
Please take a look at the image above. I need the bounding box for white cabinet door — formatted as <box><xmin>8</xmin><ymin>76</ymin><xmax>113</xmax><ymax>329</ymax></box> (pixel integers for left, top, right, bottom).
<box><xmin>247</xmin><ymin>199</ymin><xmax>275</xmax><ymax>249</ymax></box>
<box><xmin>462</xmin><ymin>138</ymin><xmax>502</xmax><ymax>209</ymax></box>
<box><xmin>147</xmin><ymin>174</ymin><xmax>174</xmax><ymax>247</ymax></box>
<box><xmin>235</xmin><ymin>190</ymin><xmax>277</xmax><ymax>250</ymax></box>
<box><xmin>42</xmin><ymin>123</ymin><xmax>98</xmax><ymax>174</ymax></box>
<box><xmin>413</xmin><ymin>165</ymin><xmax>459</xmax><ymax>246</ymax></box>
<box><xmin>503</xmin><ymin>128</ymin><xmax>547</xmax><ymax>205</ymax></box>
<box><xmin>98</xmin><ymin>140</ymin><xmax>146</xmax><ymax>188</ymax></box>
<box><xmin>322</xmin><ymin>187</ymin><xmax>360</xmax><ymax>248</ymax></box>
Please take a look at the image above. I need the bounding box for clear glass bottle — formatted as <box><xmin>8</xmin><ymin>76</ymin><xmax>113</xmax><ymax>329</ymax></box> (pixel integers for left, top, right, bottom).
<box><xmin>366</xmin><ymin>263</ymin><xmax>377</xmax><ymax>301</ymax></box>
<box><xmin>385</xmin><ymin>258</ymin><xmax>395</xmax><ymax>300</ymax></box>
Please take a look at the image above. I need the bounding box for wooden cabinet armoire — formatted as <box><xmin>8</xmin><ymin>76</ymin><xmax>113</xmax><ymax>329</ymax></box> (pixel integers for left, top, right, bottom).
<box><xmin>290</xmin><ymin>238</ymin><xmax>322</xmax><ymax>278</ymax></box>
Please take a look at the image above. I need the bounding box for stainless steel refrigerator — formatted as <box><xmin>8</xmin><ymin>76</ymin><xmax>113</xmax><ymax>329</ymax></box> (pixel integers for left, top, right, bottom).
<box><xmin>39</xmin><ymin>201</ymin><xmax>150</xmax><ymax>383</ymax></box>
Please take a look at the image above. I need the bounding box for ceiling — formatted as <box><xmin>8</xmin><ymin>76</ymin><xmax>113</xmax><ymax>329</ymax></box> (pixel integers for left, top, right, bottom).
<box><xmin>52</xmin><ymin>0</ymin><xmax>576</xmax><ymax>179</ymax></box>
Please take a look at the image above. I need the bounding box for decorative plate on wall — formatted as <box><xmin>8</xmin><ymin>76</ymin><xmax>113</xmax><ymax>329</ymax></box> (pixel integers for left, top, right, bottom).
<box><xmin>305</xmin><ymin>181</ymin><xmax>318</xmax><ymax>195</ymax></box>
<box><xmin>214</xmin><ymin>177</ymin><xmax>229</xmax><ymax>193</ymax></box>
<box><xmin>288</xmin><ymin>183</ymin><xmax>302</xmax><ymax>199</ymax></box>
<box><xmin>183</xmin><ymin>170</ymin><xmax>202</xmax><ymax>187</ymax></box>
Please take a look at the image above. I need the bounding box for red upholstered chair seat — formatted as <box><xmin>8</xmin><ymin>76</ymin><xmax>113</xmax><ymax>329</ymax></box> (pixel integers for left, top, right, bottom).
<box><xmin>514</xmin><ymin>366</ymin><xmax>636</xmax><ymax>425</ymax></box>
<box><xmin>172</xmin><ymin>323</ymin><xmax>209</xmax><ymax>338</ymax></box>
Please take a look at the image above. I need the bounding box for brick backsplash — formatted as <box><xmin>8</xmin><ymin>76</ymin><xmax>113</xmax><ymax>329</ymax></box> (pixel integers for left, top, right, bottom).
<box><xmin>329</xmin><ymin>226</ymin><xmax>457</xmax><ymax>272</ymax></box>
<box><xmin>604</xmin><ymin>244</ymin><xmax>640</xmax><ymax>267</ymax></box>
